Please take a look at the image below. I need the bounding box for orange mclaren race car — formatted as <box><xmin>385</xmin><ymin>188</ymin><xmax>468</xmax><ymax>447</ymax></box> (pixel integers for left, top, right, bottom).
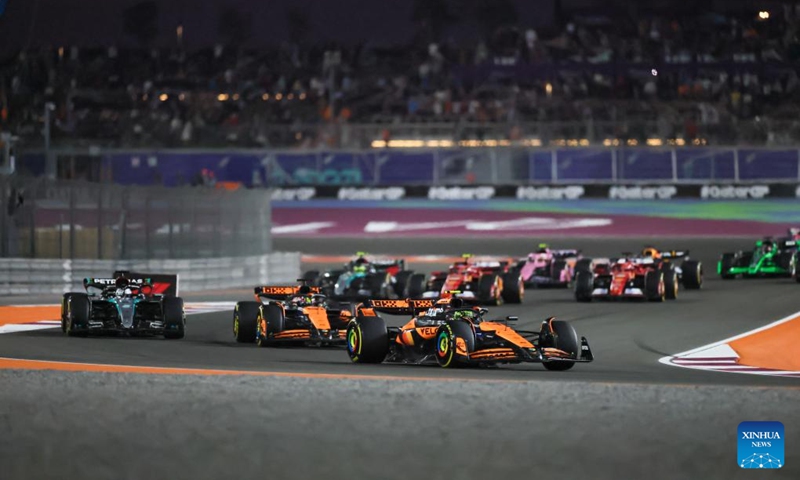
<box><xmin>232</xmin><ymin>281</ymin><xmax>355</xmax><ymax>346</ymax></box>
<box><xmin>346</xmin><ymin>297</ymin><xmax>593</xmax><ymax>370</ymax></box>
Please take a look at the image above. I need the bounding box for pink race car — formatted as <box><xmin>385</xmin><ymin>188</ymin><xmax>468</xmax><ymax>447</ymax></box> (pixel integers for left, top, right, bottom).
<box><xmin>518</xmin><ymin>244</ymin><xmax>590</xmax><ymax>288</ymax></box>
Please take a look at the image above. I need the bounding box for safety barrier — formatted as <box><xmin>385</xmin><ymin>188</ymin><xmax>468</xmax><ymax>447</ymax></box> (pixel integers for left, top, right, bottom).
<box><xmin>0</xmin><ymin>252</ymin><xmax>300</xmax><ymax>295</ymax></box>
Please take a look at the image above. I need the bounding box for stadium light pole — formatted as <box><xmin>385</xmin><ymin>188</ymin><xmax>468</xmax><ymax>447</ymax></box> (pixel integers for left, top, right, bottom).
<box><xmin>44</xmin><ymin>102</ymin><xmax>56</xmax><ymax>179</ymax></box>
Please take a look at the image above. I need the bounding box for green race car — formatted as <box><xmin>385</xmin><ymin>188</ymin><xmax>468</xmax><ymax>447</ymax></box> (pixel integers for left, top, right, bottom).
<box><xmin>718</xmin><ymin>238</ymin><xmax>800</xmax><ymax>281</ymax></box>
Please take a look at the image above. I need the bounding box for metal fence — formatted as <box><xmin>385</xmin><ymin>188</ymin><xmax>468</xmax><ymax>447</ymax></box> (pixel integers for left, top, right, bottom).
<box><xmin>1</xmin><ymin>176</ymin><xmax>272</xmax><ymax>259</ymax></box>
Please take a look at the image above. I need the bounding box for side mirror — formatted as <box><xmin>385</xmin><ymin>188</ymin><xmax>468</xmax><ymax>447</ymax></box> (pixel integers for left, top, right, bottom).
<box><xmin>506</xmin><ymin>316</ymin><xmax>519</xmax><ymax>322</ymax></box>
<box><xmin>479</xmin><ymin>308</ymin><xmax>489</xmax><ymax>316</ymax></box>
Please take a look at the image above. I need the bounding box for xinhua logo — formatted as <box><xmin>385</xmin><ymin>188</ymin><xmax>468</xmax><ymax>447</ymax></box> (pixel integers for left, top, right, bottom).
<box><xmin>738</xmin><ymin>421</ymin><xmax>784</xmax><ymax>469</ymax></box>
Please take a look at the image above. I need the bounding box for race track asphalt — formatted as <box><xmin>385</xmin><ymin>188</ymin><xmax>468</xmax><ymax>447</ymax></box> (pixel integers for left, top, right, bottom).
<box><xmin>1</xmin><ymin>237</ymin><xmax>799</xmax><ymax>479</ymax></box>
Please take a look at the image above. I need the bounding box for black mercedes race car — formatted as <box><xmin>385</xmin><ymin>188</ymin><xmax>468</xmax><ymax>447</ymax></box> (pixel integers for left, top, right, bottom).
<box><xmin>61</xmin><ymin>274</ymin><xmax>185</xmax><ymax>338</ymax></box>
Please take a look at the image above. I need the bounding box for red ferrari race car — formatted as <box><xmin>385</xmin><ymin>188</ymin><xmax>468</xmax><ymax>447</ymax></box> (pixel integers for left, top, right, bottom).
<box><xmin>232</xmin><ymin>281</ymin><xmax>355</xmax><ymax>346</ymax></box>
<box><xmin>414</xmin><ymin>254</ymin><xmax>523</xmax><ymax>305</ymax></box>
<box><xmin>574</xmin><ymin>256</ymin><xmax>672</xmax><ymax>302</ymax></box>
<box><xmin>345</xmin><ymin>297</ymin><xmax>594</xmax><ymax>370</ymax></box>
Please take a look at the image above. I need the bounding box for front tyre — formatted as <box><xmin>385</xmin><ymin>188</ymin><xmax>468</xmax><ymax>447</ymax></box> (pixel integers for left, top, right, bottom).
<box><xmin>574</xmin><ymin>271</ymin><xmax>593</xmax><ymax>302</ymax></box>
<box><xmin>541</xmin><ymin>319</ymin><xmax>580</xmax><ymax>371</ymax></box>
<box><xmin>501</xmin><ymin>272</ymin><xmax>523</xmax><ymax>304</ymax></box>
<box><xmin>233</xmin><ymin>301</ymin><xmax>260</xmax><ymax>343</ymax></box>
<box><xmin>436</xmin><ymin>321</ymin><xmax>475</xmax><ymax>368</ymax></box>
<box><xmin>65</xmin><ymin>293</ymin><xmax>90</xmax><ymax>337</ymax></box>
<box><xmin>257</xmin><ymin>304</ymin><xmax>285</xmax><ymax>347</ymax></box>
<box><xmin>162</xmin><ymin>297</ymin><xmax>186</xmax><ymax>339</ymax></box>
<box><xmin>346</xmin><ymin>316</ymin><xmax>389</xmax><ymax>364</ymax></box>
<box><xmin>681</xmin><ymin>260</ymin><xmax>703</xmax><ymax>289</ymax></box>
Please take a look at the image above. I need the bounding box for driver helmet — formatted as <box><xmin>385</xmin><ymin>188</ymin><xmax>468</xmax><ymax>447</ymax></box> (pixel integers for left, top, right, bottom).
<box><xmin>353</xmin><ymin>265</ymin><xmax>367</xmax><ymax>274</ymax></box>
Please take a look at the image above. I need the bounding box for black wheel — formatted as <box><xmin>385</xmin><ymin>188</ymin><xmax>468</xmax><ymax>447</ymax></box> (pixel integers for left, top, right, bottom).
<box><xmin>257</xmin><ymin>304</ymin><xmax>285</xmax><ymax>347</ymax></box>
<box><xmin>364</xmin><ymin>273</ymin><xmax>386</xmax><ymax>297</ymax></box>
<box><xmin>404</xmin><ymin>273</ymin><xmax>427</xmax><ymax>298</ymax></box>
<box><xmin>436</xmin><ymin>321</ymin><xmax>475</xmax><ymax>368</ymax></box>
<box><xmin>346</xmin><ymin>316</ymin><xmax>389</xmax><ymax>363</ymax></box>
<box><xmin>393</xmin><ymin>270</ymin><xmax>414</xmax><ymax>297</ymax></box>
<box><xmin>162</xmin><ymin>297</ymin><xmax>185</xmax><ymax>339</ymax></box>
<box><xmin>61</xmin><ymin>293</ymin><xmax>75</xmax><ymax>333</ymax></box>
<box><xmin>681</xmin><ymin>260</ymin><xmax>703</xmax><ymax>289</ymax></box>
<box><xmin>574</xmin><ymin>258</ymin><xmax>593</xmax><ymax>274</ymax></box>
<box><xmin>541</xmin><ymin>319</ymin><xmax>580</xmax><ymax>371</ymax></box>
<box><xmin>776</xmin><ymin>252</ymin><xmax>794</xmax><ymax>276</ymax></box>
<box><xmin>663</xmin><ymin>268</ymin><xmax>678</xmax><ymax>300</ymax></box>
<box><xmin>794</xmin><ymin>254</ymin><xmax>800</xmax><ymax>283</ymax></box>
<box><xmin>574</xmin><ymin>271</ymin><xmax>593</xmax><ymax>302</ymax></box>
<box><xmin>233</xmin><ymin>301</ymin><xmax>260</xmax><ymax>343</ymax></box>
<box><xmin>302</xmin><ymin>270</ymin><xmax>320</xmax><ymax>285</ymax></box>
<box><xmin>478</xmin><ymin>274</ymin><xmax>502</xmax><ymax>305</ymax></box>
<box><xmin>501</xmin><ymin>272</ymin><xmax>523</xmax><ymax>304</ymax></box>
<box><xmin>66</xmin><ymin>293</ymin><xmax>89</xmax><ymax>337</ymax></box>
<box><xmin>719</xmin><ymin>253</ymin><xmax>736</xmax><ymax>280</ymax></box>
<box><xmin>645</xmin><ymin>271</ymin><xmax>665</xmax><ymax>302</ymax></box>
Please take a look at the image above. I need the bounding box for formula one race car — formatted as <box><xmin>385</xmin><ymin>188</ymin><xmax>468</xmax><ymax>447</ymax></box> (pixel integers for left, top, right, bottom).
<box><xmin>639</xmin><ymin>247</ymin><xmax>703</xmax><ymax>289</ymax></box>
<box><xmin>60</xmin><ymin>274</ymin><xmax>185</xmax><ymax>338</ymax></box>
<box><xmin>304</xmin><ymin>252</ymin><xmax>417</xmax><ymax>300</ymax></box>
<box><xmin>346</xmin><ymin>297</ymin><xmax>593</xmax><ymax>370</ymax></box>
<box><xmin>574</xmin><ymin>256</ymin><xmax>671</xmax><ymax>302</ymax></box>
<box><xmin>517</xmin><ymin>244</ymin><xmax>588</xmax><ymax>288</ymax></box>
<box><xmin>233</xmin><ymin>281</ymin><xmax>356</xmax><ymax>346</ymax></box>
<box><xmin>718</xmin><ymin>238</ymin><xmax>799</xmax><ymax>281</ymax></box>
<box><xmin>419</xmin><ymin>254</ymin><xmax>523</xmax><ymax>305</ymax></box>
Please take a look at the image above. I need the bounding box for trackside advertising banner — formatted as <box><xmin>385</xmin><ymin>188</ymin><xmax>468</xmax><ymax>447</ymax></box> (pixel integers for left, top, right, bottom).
<box><xmin>270</xmin><ymin>184</ymin><xmax>800</xmax><ymax>201</ymax></box>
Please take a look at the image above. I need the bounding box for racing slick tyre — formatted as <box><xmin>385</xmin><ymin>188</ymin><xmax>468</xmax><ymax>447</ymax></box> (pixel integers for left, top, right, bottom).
<box><xmin>233</xmin><ymin>301</ymin><xmax>260</xmax><ymax>343</ymax></box>
<box><xmin>478</xmin><ymin>274</ymin><xmax>503</xmax><ymax>306</ymax></box>
<box><xmin>541</xmin><ymin>319</ymin><xmax>580</xmax><ymax>371</ymax></box>
<box><xmin>257</xmin><ymin>304</ymin><xmax>285</xmax><ymax>347</ymax></box>
<box><xmin>574</xmin><ymin>258</ymin><xmax>593</xmax><ymax>274</ymax></box>
<box><xmin>776</xmin><ymin>252</ymin><xmax>794</xmax><ymax>277</ymax></box>
<box><xmin>162</xmin><ymin>297</ymin><xmax>186</xmax><ymax>339</ymax></box>
<box><xmin>302</xmin><ymin>270</ymin><xmax>320</xmax><ymax>285</ymax></box>
<box><xmin>501</xmin><ymin>271</ymin><xmax>523</xmax><ymax>304</ymax></box>
<box><xmin>662</xmin><ymin>268</ymin><xmax>678</xmax><ymax>300</ymax></box>
<box><xmin>61</xmin><ymin>293</ymin><xmax>76</xmax><ymax>332</ymax></box>
<box><xmin>436</xmin><ymin>320</ymin><xmax>475</xmax><ymax>368</ymax></box>
<box><xmin>65</xmin><ymin>293</ymin><xmax>89</xmax><ymax>337</ymax></box>
<box><xmin>574</xmin><ymin>271</ymin><xmax>593</xmax><ymax>302</ymax></box>
<box><xmin>680</xmin><ymin>260</ymin><xmax>703</xmax><ymax>289</ymax></box>
<box><xmin>365</xmin><ymin>273</ymin><xmax>386</xmax><ymax>298</ymax></box>
<box><xmin>346</xmin><ymin>316</ymin><xmax>389</xmax><ymax>363</ymax></box>
<box><xmin>393</xmin><ymin>270</ymin><xmax>414</xmax><ymax>298</ymax></box>
<box><xmin>645</xmin><ymin>271</ymin><xmax>665</xmax><ymax>302</ymax></box>
<box><xmin>404</xmin><ymin>273</ymin><xmax>427</xmax><ymax>299</ymax></box>
<box><xmin>719</xmin><ymin>253</ymin><xmax>736</xmax><ymax>280</ymax></box>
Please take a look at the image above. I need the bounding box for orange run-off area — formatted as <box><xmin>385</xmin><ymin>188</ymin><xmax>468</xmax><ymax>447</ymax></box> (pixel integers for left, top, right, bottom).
<box><xmin>728</xmin><ymin>314</ymin><xmax>800</xmax><ymax>372</ymax></box>
<box><xmin>0</xmin><ymin>306</ymin><xmax>61</xmax><ymax>325</ymax></box>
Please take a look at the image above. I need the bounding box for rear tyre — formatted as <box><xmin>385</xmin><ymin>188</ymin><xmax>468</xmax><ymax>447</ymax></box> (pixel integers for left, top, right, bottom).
<box><xmin>61</xmin><ymin>293</ymin><xmax>75</xmax><ymax>332</ymax></box>
<box><xmin>302</xmin><ymin>270</ymin><xmax>320</xmax><ymax>285</ymax></box>
<box><xmin>541</xmin><ymin>319</ymin><xmax>579</xmax><ymax>371</ymax></box>
<box><xmin>346</xmin><ymin>316</ymin><xmax>389</xmax><ymax>363</ymax></box>
<box><xmin>719</xmin><ymin>253</ymin><xmax>736</xmax><ymax>280</ymax></box>
<box><xmin>257</xmin><ymin>304</ymin><xmax>285</xmax><ymax>347</ymax></box>
<box><xmin>478</xmin><ymin>274</ymin><xmax>503</xmax><ymax>306</ymax></box>
<box><xmin>393</xmin><ymin>270</ymin><xmax>414</xmax><ymax>297</ymax></box>
<box><xmin>645</xmin><ymin>271</ymin><xmax>665</xmax><ymax>302</ymax></box>
<box><xmin>574</xmin><ymin>271</ymin><xmax>593</xmax><ymax>302</ymax></box>
<box><xmin>776</xmin><ymin>252</ymin><xmax>794</xmax><ymax>276</ymax></box>
<box><xmin>233</xmin><ymin>301</ymin><xmax>260</xmax><ymax>343</ymax></box>
<box><xmin>574</xmin><ymin>258</ymin><xmax>593</xmax><ymax>274</ymax></box>
<box><xmin>436</xmin><ymin>321</ymin><xmax>475</xmax><ymax>368</ymax></box>
<box><xmin>681</xmin><ymin>260</ymin><xmax>703</xmax><ymax>289</ymax></box>
<box><xmin>404</xmin><ymin>273</ymin><xmax>427</xmax><ymax>298</ymax></box>
<box><xmin>162</xmin><ymin>297</ymin><xmax>186</xmax><ymax>339</ymax></box>
<box><xmin>501</xmin><ymin>272</ymin><xmax>523</xmax><ymax>304</ymax></box>
<box><xmin>66</xmin><ymin>293</ymin><xmax>90</xmax><ymax>337</ymax></box>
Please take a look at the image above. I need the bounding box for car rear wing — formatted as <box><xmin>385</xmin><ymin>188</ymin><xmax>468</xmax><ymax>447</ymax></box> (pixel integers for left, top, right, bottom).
<box><xmin>368</xmin><ymin>299</ymin><xmax>435</xmax><ymax>315</ymax></box>
<box><xmin>255</xmin><ymin>285</ymin><xmax>321</xmax><ymax>300</ymax></box>
<box><xmin>113</xmin><ymin>271</ymin><xmax>179</xmax><ymax>296</ymax></box>
<box><xmin>659</xmin><ymin>250</ymin><xmax>689</xmax><ymax>259</ymax></box>
<box><xmin>83</xmin><ymin>277</ymin><xmax>149</xmax><ymax>293</ymax></box>
<box><xmin>551</xmin><ymin>249</ymin><xmax>581</xmax><ymax>258</ymax></box>
<box><xmin>780</xmin><ymin>239</ymin><xmax>797</xmax><ymax>249</ymax></box>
